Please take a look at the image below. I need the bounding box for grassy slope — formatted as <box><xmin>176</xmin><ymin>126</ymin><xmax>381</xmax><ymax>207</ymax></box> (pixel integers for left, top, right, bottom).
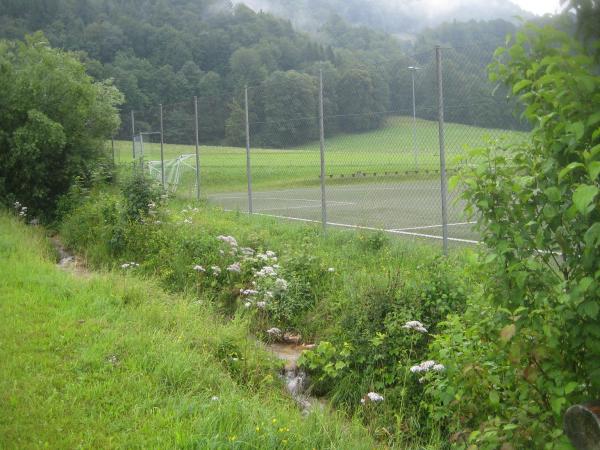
<box><xmin>114</xmin><ymin>116</ymin><xmax>527</xmax><ymax>193</ymax></box>
<box><xmin>0</xmin><ymin>214</ymin><xmax>376</xmax><ymax>449</ymax></box>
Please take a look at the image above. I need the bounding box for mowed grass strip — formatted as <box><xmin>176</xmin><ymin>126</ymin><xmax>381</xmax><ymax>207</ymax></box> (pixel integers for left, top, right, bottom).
<box><xmin>0</xmin><ymin>214</ymin><xmax>375</xmax><ymax>449</ymax></box>
<box><xmin>113</xmin><ymin>116</ymin><xmax>527</xmax><ymax>193</ymax></box>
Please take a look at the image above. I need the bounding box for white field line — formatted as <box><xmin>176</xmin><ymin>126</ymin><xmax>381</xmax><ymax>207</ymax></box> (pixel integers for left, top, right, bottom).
<box><xmin>222</xmin><ymin>209</ymin><xmax>481</xmax><ymax>245</ymax></box>
<box><xmin>255</xmin><ymin>205</ymin><xmax>325</xmax><ymax>212</ymax></box>
<box><xmin>389</xmin><ymin>221</ymin><xmax>477</xmax><ymax>232</ymax></box>
<box><xmin>211</xmin><ymin>195</ymin><xmax>354</xmax><ymax>205</ymax></box>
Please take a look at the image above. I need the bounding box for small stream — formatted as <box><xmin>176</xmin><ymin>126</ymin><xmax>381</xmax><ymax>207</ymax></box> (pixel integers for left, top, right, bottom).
<box><xmin>268</xmin><ymin>342</ymin><xmax>325</xmax><ymax>414</ymax></box>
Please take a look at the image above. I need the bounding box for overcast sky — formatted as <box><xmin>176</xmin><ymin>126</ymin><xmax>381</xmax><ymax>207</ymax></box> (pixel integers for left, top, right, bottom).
<box><xmin>509</xmin><ymin>0</ymin><xmax>562</xmax><ymax>15</ymax></box>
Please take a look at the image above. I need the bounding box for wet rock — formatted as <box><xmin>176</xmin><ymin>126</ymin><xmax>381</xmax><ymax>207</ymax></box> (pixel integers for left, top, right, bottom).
<box><xmin>564</xmin><ymin>401</ymin><xmax>600</xmax><ymax>450</ymax></box>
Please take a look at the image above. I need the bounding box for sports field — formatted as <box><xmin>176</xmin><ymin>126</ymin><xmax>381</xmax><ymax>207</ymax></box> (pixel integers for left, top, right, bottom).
<box><xmin>114</xmin><ymin>116</ymin><xmax>526</xmax><ymax>193</ymax></box>
<box><xmin>208</xmin><ymin>180</ymin><xmax>477</xmax><ymax>243</ymax></box>
<box><xmin>114</xmin><ymin>116</ymin><xmax>527</xmax><ymax>243</ymax></box>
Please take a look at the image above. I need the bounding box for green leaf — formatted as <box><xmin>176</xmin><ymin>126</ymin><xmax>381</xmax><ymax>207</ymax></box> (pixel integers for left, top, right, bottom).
<box><xmin>566</xmin><ymin>121</ymin><xmax>585</xmax><ymax>141</ymax></box>
<box><xmin>573</xmin><ymin>184</ymin><xmax>598</xmax><ymax>214</ymax></box>
<box><xmin>564</xmin><ymin>381</ymin><xmax>579</xmax><ymax>394</ymax></box>
<box><xmin>489</xmin><ymin>390</ymin><xmax>500</xmax><ymax>406</ymax></box>
<box><xmin>558</xmin><ymin>162</ymin><xmax>584</xmax><ymax>181</ymax></box>
<box><xmin>578</xmin><ymin>301</ymin><xmax>599</xmax><ymax>319</ymax></box>
<box><xmin>512</xmin><ymin>79</ymin><xmax>531</xmax><ymax>94</ymax></box>
<box><xmin>544</xmin><ymin>187</ymin><xmax>561</xmax><ymax>202</ymax></box>
<box><xmin>587</xmin><ymin>161</ymin><xmax>600</xmax><ymax>180</ymax></box>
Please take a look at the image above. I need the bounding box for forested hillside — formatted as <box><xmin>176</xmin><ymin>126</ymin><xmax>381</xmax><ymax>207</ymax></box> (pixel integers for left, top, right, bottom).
<box><xmin>0</xmin><ymin>0</ymin><xmax>527</xmax><ymax>146</ymax></box>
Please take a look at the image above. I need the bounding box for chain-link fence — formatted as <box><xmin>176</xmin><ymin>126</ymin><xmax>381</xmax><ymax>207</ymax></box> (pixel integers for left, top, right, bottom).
<box><xmin>116</xmin><ymin>45</ymin><xmax>529</xmax><ymax>253</ymax></box>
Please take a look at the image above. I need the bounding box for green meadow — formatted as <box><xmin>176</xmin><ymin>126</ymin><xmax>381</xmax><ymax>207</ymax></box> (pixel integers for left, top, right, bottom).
<box><xmin>0</xmin><ymin>214</ymin><xmax>376</xmax><ymax>449</ymax></box>
<box><xmin>114</xmin><ymin>116</ymin><xmax>527</xmax><ymax>194</ymax></box>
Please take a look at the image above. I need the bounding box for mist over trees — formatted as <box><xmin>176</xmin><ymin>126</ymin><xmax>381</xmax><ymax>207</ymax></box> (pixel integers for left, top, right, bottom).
<box><xmin>0</xmin><ymin>0</ymin><xmax>531</xmax><ymax>147</ymax></box>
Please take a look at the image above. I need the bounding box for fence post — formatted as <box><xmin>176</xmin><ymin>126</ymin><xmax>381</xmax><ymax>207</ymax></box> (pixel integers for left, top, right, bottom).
<box><xmin>245</xmin><ymin>85</ymin><xmax>253</xmax><ymax>214</ymax></box>
<box><xmin>194</xmin><ymin>96</ymin><xmax>201</xmax><ymax>201</ymax></box>
<box><xmin>436</xmin><ymin>45</ymin><xmax>449</xmax><ymax>255</ymax></box>
<box><xmin>130</xmin><ymin>110</ymin><xmax>136</xmax><ymax>169</ymax></box>
<box><xmin>319</xmin><ymin>69</ymin><xmax>327</xmax><ymax>230</ymax></box>
<box><xmin>159</xmin><ymin>103</ymin><xmax>165</xmax><ymax>190</ymax></box>
<box><xmin>111</xmin><ymin>137</ymin><xmax>115</xmax><ymax>166</ymax></box>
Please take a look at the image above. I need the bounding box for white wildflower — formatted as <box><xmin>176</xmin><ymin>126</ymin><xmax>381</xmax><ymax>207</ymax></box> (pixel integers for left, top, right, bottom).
<box><xmin>240</xmin><ymin>247</ymin><xmax>255</xmax><ymax>256</ymax></box>
<box><xmin>244</xmin><ymin>301</ymin><xmax>252</xmax><ymax>308</ymax></box>
<box><xmin>265</xmin><ymin>250</ymin><xmax>276</xmax><ymax>258</ymax></box>
<box><xmin>227</xmin><ymin>262</ymin><xmax>241</xmax><ymax>273</ymax></box>
<box><xmin>193</xmin><ymin>265</ymin><xmax>206</xmax><ymax>273</ymax></box>
<box><xmin>402</xmin><ymin>320</ymin><xmax>428</xmax><ymax>334</ymax></box>
<box><xmin>433</xmin><ymin>364</ymin><xmax>445</xmax><ymax>372</ymax></box>
<box><xmin>264</xmin><ymin>291</ymin><xmax>274</xmax><ymax>299</ymax></box>
<box><xmin>255</xmin><ymin>266</ymin><xmax>277</xmax><ymax>277</ymax></box>
<box><xmin>217</xmin><ymin>235</ymin><xmax>238</xmax><ymax>247</ymax></box>
<box><xmin>328</xmin><ymin>267</ymin><xmax>335</xmax><ymax>273</ymax></box>
<box><xmin>256</xmin><ymin>301</ymin><xmax>266</xmax><ymax>309</ymax></box>
<box><xmin>362</xmin><ymin>392</ymin><xmax>384</xmax><ymax>404</ymax></box>
<box><xmin>211</xmin><ymin>266</ymin><xmax>222</xmax><ymax>276</ymax></box>
<box><xmin>240</xmin><ymin>289</ymin><xmax>259</xmax><ymax>296</ymax></box>
<box><xmin>410</xmin><ymin>360</ymin><xmax>443</xmax><ymax>374</ymax></box>
<box><xmin>121</xmin><ymin>263</ymin><xmax>130</xmax><ymax>269</ymax></box>
<box><xmin>266</xmin><ymin>327</ymin><xmax>282</xmax><ymax>336</ymax></box>
<box><xmin>211</xmin><ymin>396</ymin><xmax>219</xmax><ymax>401</ymax></box>
<box><xmin>274</xmin><ymin>278</ymin><xmax>288</xmax><ymax>291</ymax></box>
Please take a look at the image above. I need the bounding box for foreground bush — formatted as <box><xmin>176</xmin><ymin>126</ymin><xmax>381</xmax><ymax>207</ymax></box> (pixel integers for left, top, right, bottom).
<box><xmin>0</xmin><ymin>33</ymin><xmax>122</xmax><ymax>221</ymax></box>
<box><xmin>427</xmin><ymin>24</ymin><xmax>600</xmax><ymax>449</ymax></box>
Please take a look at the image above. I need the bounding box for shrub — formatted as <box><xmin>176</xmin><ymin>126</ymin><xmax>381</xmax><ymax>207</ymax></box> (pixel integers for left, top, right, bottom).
<box><xmin>427</xmin><ymin>24</ymin><xmax>600</xmax><ymax>448</ymax></box>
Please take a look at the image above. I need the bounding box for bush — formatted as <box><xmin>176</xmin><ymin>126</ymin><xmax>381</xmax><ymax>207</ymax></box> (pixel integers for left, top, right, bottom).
<box><xmin>426</xmin><ymin>24</ymin><xmax>600</xmax><ymax>448</ymax></box>
<box><xmin>0</xmin><ymin>33</ymin><xmax>122</xmax><ymax>221</ymax></box>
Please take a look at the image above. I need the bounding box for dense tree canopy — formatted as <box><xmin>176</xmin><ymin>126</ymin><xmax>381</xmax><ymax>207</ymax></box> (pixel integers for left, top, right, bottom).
<box><xmin>0</xmin><ymin>33</ymin><xmax>123</xmax><ymax>219</ymax></box>
<box><xmin>0</xmin><ymin>0</ymin><xmax>532</xmax><ymax>148</ymax></box>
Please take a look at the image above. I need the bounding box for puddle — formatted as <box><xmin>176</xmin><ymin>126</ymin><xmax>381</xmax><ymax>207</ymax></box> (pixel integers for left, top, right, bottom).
<box><xmin>267</xmin><ymin>342</ymin><xmax>326</xmax><ymax>414</ymax></box>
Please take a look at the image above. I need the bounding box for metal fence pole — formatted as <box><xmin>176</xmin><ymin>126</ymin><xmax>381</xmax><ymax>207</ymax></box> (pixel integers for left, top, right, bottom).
<box><xmin>130</xmin><ymin>110</ymin><xmax>136</xmax><ymax>170</ymax></box>
<box><xmin>436</xmin><ymin>45</ymin><xmax>449</xmax><ymax>255</ymax></box>
<box><xmin>159</xmin><ymin>103</ymin><xmax>165</xmax><ymax>190</ymax></box>
<box><xmin>111</xmin><ymin>137</ymin><xmax>115</xmax><ymax>166</ymax></box>
<box><xmin>245</xmin><ymin>85</ymin><xmax>253</xmax><ymax>214</ymax></box>
<box><xmin>194</xmin><ymin>96</ymin><xmax>201</xmax><ymax>201</ymax></box>
<box><xmin>319</xmin><ymin>69</ymin><xmax>327</xmax><ymax>230</ymax></box>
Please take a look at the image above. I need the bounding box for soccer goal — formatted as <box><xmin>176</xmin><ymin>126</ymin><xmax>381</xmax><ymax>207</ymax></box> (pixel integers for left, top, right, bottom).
<box><xmin>147</xmin><ymin>154</ymin><xmax>198</xmax><ymax>194</ymax></box>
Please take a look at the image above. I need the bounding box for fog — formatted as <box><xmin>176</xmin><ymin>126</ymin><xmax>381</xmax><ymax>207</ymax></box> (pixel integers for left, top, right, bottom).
<box><xmin>236</xmin><ymin>0</ymin><xmax>537</xmax><ymax>33</ymax></box>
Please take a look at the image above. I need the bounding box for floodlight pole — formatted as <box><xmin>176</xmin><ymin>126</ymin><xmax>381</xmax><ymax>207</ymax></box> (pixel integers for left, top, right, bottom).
<box><xmin>436</xmin><ymin>46</ymin><xmax>449</xmax><ymax>255</ymax></box>
<box><xmin>159</xmin><ymin>103</ymin><xmax>165</xmax><ymax>190</ymax></box>
<box><xmin>245</xmin><ymin>85</ymin><xmax>253</xmax><ymax>214</ymax></box>
<box><xmin>194</xmin><ymin>96</ymin><xmax>200</xmax><ymax>201</ymax></box>
<box><xmin>319</xmin><ymin>69</ymin><xmax>327</xmax><ymax>231</ymax></box>
<box><xmin>408</xmin><ymin>66</ymin><xmax>421</xmax><ymax>172</ymax></box>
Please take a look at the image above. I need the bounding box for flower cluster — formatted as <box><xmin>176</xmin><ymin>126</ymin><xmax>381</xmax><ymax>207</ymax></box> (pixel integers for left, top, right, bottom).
<box><xmin>402</xmin><ymin>320</ymin><xmax>428</xmax><ymax>334</ymax></box>
<box><xmin>217</xmin><ymin>235</ymin><xmax>238</xmax><ymax>247</ymax></box>
<box><xmin>121</xmin><ymin>262</ymin><xmax>140</xmax><ymax>269</ymax></box>
<box><xmin>360</xmin><ymin>392</ymin><xmax>384</xmax><ymax>404</ymax></box>
<box><xmin>255</xmin><ymin>265</ymin><xmax>277</xmax><ymax>277</ymax></box>
<box><xmin>14</xmin><ymin>201</ymin><xmax>28</xmax><ymax>218</ymax></box>
<box><xmin>210</xmin><ymin>266</ymin><xmax>222</xmax><ymax>276</ymax></box>
<box><xmin>266</xmin><ymin>327</ymin><xmax>282</xmax><ymax>337</ymax></box>
<box><xmin>193</xmin><ymin>265</ymin><xmax>206</xmax><ymax>273</ymax></box>
<box><xmin>410</xmin><ymin>360</ymin><xmax>445</xmax><ymax>373</ymax></box>
<box><xmin>227</xmin><ymin>262</ymin><xmax>241</xmax><ymax>273</ymax></box>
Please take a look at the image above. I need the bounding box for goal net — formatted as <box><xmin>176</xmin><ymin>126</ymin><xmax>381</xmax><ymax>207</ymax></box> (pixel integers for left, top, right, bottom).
<box><xmin>146</xmin><ymin>154</ymin><xmax>198</xmax><ymax>194</ymax></box>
